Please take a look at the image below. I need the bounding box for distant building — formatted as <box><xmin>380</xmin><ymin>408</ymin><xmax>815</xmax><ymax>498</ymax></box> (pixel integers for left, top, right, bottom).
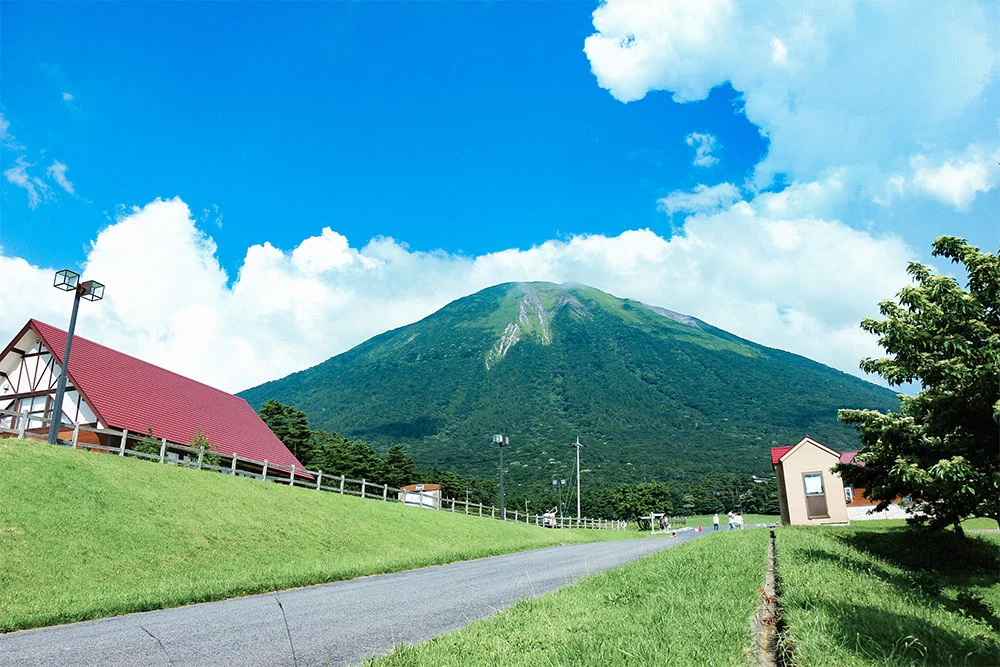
<box><xmin>771</xmin><ymin>436</ymin><xmax>894</xmax><ymax>526</ymax></box>
<box><xmin>0</xmin><ymin>319</ymin><xmax>305</xmax><ymax>476</ymax></box>
<box><xmin>398</xmin><ymin>483</ymin><xmax>442</xmax><ymax>509</ymax></box>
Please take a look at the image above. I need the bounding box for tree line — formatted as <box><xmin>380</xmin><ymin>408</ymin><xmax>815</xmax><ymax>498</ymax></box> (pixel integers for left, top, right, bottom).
<box><xmin>258</xmin><ymin>398</ymin><xmax>778</xmax><ymax>519</ymax></box>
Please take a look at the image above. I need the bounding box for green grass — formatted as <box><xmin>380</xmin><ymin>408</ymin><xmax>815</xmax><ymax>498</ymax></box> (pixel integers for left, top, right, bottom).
<box><xmin>0</xmin><ymin>438</ymin><xmax>635</xmax><ymax>633</ymax></box>
<box><xmin>777</xmin><ymin>523</ymin><xmax>1000</xmax><ymax>666</ymax></box>
<box><xmin>961</xmin><ymin>517</ymin><xmax>999</xmax><ymax>531</ymax></box>
<box><xmin>676</xmin><ymin>513</ymin><xmax>779</xmax><ymax>529</ymax></box>
<box><xmin>370</xmin><ymin>530</ymin><xmax>770</xmax><ymax>667</ymax></box>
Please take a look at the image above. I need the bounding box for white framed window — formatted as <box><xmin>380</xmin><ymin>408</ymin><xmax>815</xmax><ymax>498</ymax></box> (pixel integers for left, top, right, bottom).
<box><xmin>803</xmin><ymin>472</ymin><xmax>824</xmax><ymax>496</ymax></box>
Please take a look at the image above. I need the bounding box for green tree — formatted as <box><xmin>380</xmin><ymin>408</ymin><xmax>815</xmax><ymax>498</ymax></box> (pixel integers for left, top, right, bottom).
<box><xmin>836</xmin><ymin>237</ymin><xmax>999</xmax><ymax>534</ymax></box>
<box><xmin>133</xmin><ymin>426</ymin><xmax>161</xmax><ymax>457</ymax></box>
<box><xmin>383</xmin><ymin>444</ymin><xmax>422</xmax><ymax>488</ymax></box>
<box><xmin>189</xmin><ymin>428</ymin><xmax>221</xmax><ymax>468</ymax></box>
<box><xmin>258</xmin><ymin>399</ymin><xmax>312</xmax><ymax>463</ymax></box>
<box><xmin>308</xmin><ymin>430</ymin><xmax>385</xmax><ymax>482</ymax></box>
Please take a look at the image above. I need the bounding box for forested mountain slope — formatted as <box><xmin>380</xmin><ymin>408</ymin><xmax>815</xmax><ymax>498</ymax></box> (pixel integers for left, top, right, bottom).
<box><xmin>240</xmin><ymin>283</ymin><xmax>898</xmax><ymax>484</ymax></box>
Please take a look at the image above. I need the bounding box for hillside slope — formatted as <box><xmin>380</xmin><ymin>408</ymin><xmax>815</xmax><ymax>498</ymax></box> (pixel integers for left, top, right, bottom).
<box><xmin>241</xmin><ymin>282</ymin><xmax>899</xmax><ymax>483</ymax></box>
<box><xmin>0</xmin><ymin>438</ymin><xmax>621</xmax><ymax>632</ymax></box>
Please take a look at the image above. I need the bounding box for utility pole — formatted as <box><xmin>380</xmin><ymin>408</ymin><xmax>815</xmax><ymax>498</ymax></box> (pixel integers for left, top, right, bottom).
<box><xmin>570</xmin><ymin>436</ymin><xmax>584</xmax><ymax>520</ymax></box>
<box><xmin>493</xmin><ymin>434</ymin><xmax>508</xmax><ymax>520</ymax></box>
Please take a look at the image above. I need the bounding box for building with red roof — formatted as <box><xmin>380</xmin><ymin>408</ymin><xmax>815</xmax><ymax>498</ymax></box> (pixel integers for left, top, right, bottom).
<box><xmin>770</xmin><ymin>436</ymin><xmax>899</xmax><ymax>526</ymax></box>
<box><xmin>0</xmin><ymin>319</ymin><xmax>305</xmax><ymax>476</ymax></box>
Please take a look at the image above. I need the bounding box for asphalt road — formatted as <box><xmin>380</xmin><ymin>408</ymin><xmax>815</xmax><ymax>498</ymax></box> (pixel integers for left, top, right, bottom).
<box><xmin>0</xmin><ymin>531</ymin><xmax>703</xmax><ymax>666</ymax></box>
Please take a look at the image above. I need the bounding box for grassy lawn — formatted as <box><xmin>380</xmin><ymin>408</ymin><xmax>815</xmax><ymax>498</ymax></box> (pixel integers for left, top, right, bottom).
<box><xmin>0</xmin><ymin>438</ymin><xmax>635</xmax><ymax>633</ymax></box>
<box><xmin>961</xmin><ymin>517</ymin><xmax>999</xmax><ymax>531</ymax></box>
<box><xmin>370</xmin><ymin>530</ymin><xmax>770</xmax><ymax>667</ymax></box>
<box><xmin>675</xmin><ymin>513</ymin><xmax>779</xmax><ymax>530</ymax></box>
<box><xmin>777</xmin><ymin>523</ymin><xmax>1000</xmax><ymax>666</ymax></box>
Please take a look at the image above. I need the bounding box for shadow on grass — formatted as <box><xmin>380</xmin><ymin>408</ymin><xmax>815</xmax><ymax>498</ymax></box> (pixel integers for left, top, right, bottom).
<box><xmin>813</xmin><ymin>600</ymin><xmax>1000</xmax><ymax>666</ymax></box>
<box><xmin>784</xmin><ymin>525</ymin><xmax>1000</xmax><ymax>666</ymax></box>
<box><xmin>832</xmin><ymin>528</ymin><xmax>1000</xmax><ymax>633</ymax></box>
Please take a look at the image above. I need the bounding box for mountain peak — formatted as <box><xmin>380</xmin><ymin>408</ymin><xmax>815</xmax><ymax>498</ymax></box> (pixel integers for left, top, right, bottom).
<box><xmin>485</xmin><ymin>284</ymin><xmax>591</xmax><ymax>370</ymax></box>
<box><xmin>240</xmin><ymin>281</ymin><xmax>898</xmax><ymax>483</ymax></box>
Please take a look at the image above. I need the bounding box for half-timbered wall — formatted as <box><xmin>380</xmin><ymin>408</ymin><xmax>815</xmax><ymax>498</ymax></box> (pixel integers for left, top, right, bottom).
<box><xmin>0</xmin><ymin>334</ymin><xmax>100</xmax><ymax>431</ymax></box>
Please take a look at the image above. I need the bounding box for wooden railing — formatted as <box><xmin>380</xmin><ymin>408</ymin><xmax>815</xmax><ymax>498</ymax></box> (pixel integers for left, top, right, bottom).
<box><xmin>0</xmin><ymin>407</ymin><xmax>624</xmax><ymax>530</ymax></box>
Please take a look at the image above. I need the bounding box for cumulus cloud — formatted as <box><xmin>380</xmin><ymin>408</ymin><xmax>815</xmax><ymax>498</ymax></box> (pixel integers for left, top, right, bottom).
<box><xmin>46</xmin><ymin>161</ymin><xmax>74</xmax><ymax>195</ymax></box>
<box><xmin>4</xmin><ymin>157</ymin><xmax>51</xmax><ymax>208</ymax></box>
<box><xmin>0</xmin><ymin>196</ymin><xmax>915</xmax><ymax>394</ymax></box>
<box><xmin>685</xmin><ymin>132</ymin><xmax>719</xmax><ymax>167</ymax></box>
<box><xmin>62</xmin><ymin>92</ymin><xmax>73</xmax><ymax>102</ymax></box>
<box><xmin>657</xmin><ymin>182</ymin><xmax>741</xmax><ymax>216</ymax></box>
<box><xmin>584</xmin><ymin>0</ymin><xmax>999</xmax><ymax>191</ymax></box>
<box><xmin>908</xmin><ymin>148</ymin><xmax>999</xmax><ymax>210</ymax></box>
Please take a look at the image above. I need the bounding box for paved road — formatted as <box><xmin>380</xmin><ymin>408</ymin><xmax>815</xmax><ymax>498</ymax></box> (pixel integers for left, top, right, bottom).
<box><xmin>0</xmin><ymin>532</ymin><xmax>703</xmax><ymax>666</ymax></box>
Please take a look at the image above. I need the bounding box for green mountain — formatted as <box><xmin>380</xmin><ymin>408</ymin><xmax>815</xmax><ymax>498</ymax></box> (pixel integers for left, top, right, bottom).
<box><xmin>240</xmin><ymin>282</ymin><xmax>898</xmax><ymax>484</ymax></box>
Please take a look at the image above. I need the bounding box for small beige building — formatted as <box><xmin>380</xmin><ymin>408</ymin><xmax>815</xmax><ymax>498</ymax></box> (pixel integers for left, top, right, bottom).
<box><xmin>771</xmin><ymin>436</ymin><xmax>850</xmax><ymax>526</ymax></box>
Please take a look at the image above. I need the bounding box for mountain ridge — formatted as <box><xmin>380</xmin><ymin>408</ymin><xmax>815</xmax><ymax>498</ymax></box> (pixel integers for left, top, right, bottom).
<box><xmin>240</xmin><ymin>282</ymin><xmax>898</xmax><ymax>485</ymax></box>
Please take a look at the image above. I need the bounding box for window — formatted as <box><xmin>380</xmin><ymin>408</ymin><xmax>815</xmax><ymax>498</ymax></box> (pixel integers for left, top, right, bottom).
<box><xmin>844</xmin><ymin>485</ymin><xmax>854</xmax><ymax>504</ymax></box>
<box><xmin>803</xmin><ymin>473</ymin><xmax>824</xmax><ymax>495</ymax></box>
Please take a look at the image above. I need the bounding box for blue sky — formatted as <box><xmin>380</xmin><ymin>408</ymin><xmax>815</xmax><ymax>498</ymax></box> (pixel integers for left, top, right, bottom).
<box><xmin>1</xmin><ymin>1</ymin><xmax>997</xmax><ymax>392</ymax></box>
<box><xmin>1</xmin><ymin>1</ymin><xmax>768</xmax><ymax>272</ymax></box>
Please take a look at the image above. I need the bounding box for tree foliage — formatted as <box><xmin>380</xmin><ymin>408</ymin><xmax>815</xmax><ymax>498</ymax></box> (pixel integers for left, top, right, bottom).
<box><xmin>836</xmin><ymin>237</ymin><xmax>1000</xmax><ymax>533</ymax></box>
<box><xmin>189</xmin><ymin>428</ymin><xmax>221</xmax><ymax>468</ymax></box>
<box><xmin>133</xmin><ymin>426</ymin><xmax>161</xmax><ymax>457</ymax></box>
<box><xmin>258</xmin><ymin>399</ymin><xmax>312</xmax><ymax>461</ymax></box>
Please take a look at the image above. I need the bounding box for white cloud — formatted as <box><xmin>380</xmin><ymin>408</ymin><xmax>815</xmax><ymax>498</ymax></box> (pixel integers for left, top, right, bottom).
<box><xmin>46</xmin><ymin>161</ymin><xmax>75</xmax><ymax>195</ymax></box>
<box><xmin>4</xmin><ymin>157</ymin><xmax>51</xmax><ymax>208</ymax></box>
<box><xmin>909</xmin><ymin>148</ymin><xmax>998</xmax><ymax>210</ymax></box>
<box><xmin>685</xmin><ymin>132</ymin><xmax>719</xmax><ymax>167</ymax></box>
<box><xmin>62</xmin><ymin>92</ymin><xmax>74</xmax><ymax>102</ymax></box>
<box><xmin>584</xmin><ymin>0</ymin><xmax>999</xmax><ymax>193</ymax></box>
<box><xmin>0</xmin><ymin>196</ymin><xmax>914</xmax><ymax>394</ymax></box>
<box><xmin>657</xmin><ymin>182</ymin><xmax>741</xmax><ymax>216</ymax></box>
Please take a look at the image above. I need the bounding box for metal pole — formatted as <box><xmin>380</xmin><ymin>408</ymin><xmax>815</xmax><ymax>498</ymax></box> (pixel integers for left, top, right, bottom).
<box><xmin>48</xmin><ymin>289</ymin><xmax>82</xmax><ymax>444</ymax></box>
<box><xmin>572</xmin><ymin>437</ymin><xmax>583</xmax><ymax>520</ymax></box>
<box><xmin>499</xmin><ymin>441</ymin><xmax>505</xmax><ymax>521</ymax></box>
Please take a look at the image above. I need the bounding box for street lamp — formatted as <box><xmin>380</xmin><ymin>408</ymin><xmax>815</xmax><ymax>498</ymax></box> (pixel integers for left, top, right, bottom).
<box><xmin>47</xmin><ymin>270</ymin><xmax>104</xmax><ymax>444</ymax></box>
<box><xmin>493</xmin><ymin>434</ymin><xmax>508</xmax><ymax>520</ymax></box>
<box><xmin>552</xmin><ymin>478</ymin><xmax>566</xmax><ymax>517</ymax></box>
<box><xmin>570</xmin><ymin>436</ymin><xmax>585</xmax><ymax>520</ymax></box>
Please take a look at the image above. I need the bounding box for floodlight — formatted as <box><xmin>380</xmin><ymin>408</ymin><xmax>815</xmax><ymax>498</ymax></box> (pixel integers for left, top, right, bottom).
<box><xmin>53</xmin><ymin>269</ymin><xmax>80</xmax><ymax>292</ymax></box>
<box><xmin>79</xmin><ymin>280</ymin><xmax>105</xmax><ymax>302</ymax></box>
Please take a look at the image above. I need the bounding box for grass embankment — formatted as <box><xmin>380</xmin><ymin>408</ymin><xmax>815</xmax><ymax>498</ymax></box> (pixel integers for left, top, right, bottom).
<box><xmin>778</xmin><ymin>523</ymin><xmax>1000</xmax><ymax>666</ymax></box>
<box><xmin>0</xmin><ymin>438</ymin><xmax>633</xmax><ymax>633</ymax></box>
<box><xmin>371</xmin><ymin>530</ymin><xmax>770</xmax><ymax>667</ymax></box>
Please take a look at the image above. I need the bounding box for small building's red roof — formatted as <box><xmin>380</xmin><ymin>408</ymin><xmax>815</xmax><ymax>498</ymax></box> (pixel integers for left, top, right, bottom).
<box><xmin>28</xmin><ymin>319</ymin><xmax>305</xmax><ymax>472</ymax></box>
<box><xmin>839</xmin><ymin>450</ymin><xmax>863</xmax><ymax>465</ymax></box>
<box><xmin>770</xmin><ymin>445</ymin><xmax>794</xmax><ymax>465</ymax></box>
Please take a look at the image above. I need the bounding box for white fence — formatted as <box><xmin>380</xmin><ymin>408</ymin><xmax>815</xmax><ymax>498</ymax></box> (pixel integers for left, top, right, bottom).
<box><xmin>0</xmin><ymin>407</ymin><xmax>623</xmax><ymax>530</ymax></box>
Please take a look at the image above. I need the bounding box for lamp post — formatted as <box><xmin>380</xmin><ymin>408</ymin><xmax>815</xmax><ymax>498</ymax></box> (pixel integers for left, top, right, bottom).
<box><xmin>493</xmin><ymin>434</ymin><xmax>508</xmax><ymax>520</ymax></box>
<box><xmin>570</xmin><ymin>436</ymin><xmax>585</xmax><ymax>520</ymax></box>
<box><xmin>47</xmin><ymin>270</ymin><xmax>104</xmax><ymax>444</ymax></box>
<box><xmin>552</xmin><ymin>478</ymin><xmax>566</xmax><ymax>517</ymax></box>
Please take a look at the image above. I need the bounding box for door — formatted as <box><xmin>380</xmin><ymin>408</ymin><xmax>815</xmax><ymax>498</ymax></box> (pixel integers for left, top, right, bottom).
<box><xmin>803</xmin><ymin>472</ymin><xmax>828</xmax><ymax>519</ymax></box>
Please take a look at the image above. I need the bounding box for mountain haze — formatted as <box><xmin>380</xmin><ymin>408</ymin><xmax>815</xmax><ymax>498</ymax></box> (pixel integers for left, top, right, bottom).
<box><xmin>240</xmin><ymin>283</ymin><xmax>898</xmax><ymax>485</ymax></box>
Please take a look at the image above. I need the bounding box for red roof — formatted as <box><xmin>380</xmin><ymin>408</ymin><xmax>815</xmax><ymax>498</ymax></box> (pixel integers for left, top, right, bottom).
<box><xmin>27</xmin><ymin>319</ymin><xmax>305</xmax><ymax>472</ymax></box>
<box><xmin>839</xmin><ymin>450</ymin><xmax>862</xmax><ymax>465</ymax></box>
<box><xmin>770</xmin><ymin>446</ymin><xmax>794</xmax><ymax>465</ymax></box>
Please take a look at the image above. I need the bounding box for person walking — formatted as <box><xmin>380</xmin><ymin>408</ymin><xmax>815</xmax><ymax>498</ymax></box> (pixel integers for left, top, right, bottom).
<box><xmin>713</xmin><ymin>513</ymin><xmax>720</xmax><ymax>531</ymax></box>
<box><xmin>727</xmin><ymin>511</ymin><xmax>735</xmax><ymax>530</ymax></box>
